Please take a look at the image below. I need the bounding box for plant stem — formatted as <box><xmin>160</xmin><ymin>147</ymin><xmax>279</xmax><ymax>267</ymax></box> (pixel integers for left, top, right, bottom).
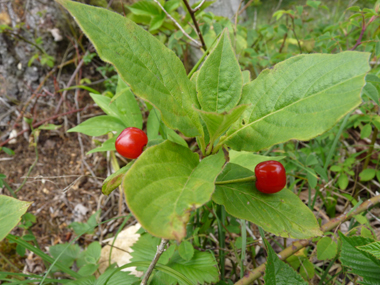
<box><xmin>141</xmin><ymin>239</ymin><xmax>169</xmax><ymax>285</ymax></box>
<box><xmin>234</xmin><ymin>194</ymin><xmax>380</xmax><ymax>285</ymax></box>
<box><xmin>216</xmin><ymin>205</ymin><xmax>226</xmax><ymax>280</ymax></box>
<box><xmin>290</xmin><ymin>16</ymin><xmax>302</xmax><ymax>54</ymax></box>
<box><xmin>240</xmin><ymin>220</ymin><xmax>247</xmax><ymax>279</ymax></box>
<box><xmin>182</xmin><ymin>0</ymin><xmax>207</xmax><ymax>50</ymax></box>
<box><xmin>363</xmin><ymin>127</ymin><xmax>378</xmax><ymax>170</ymax></box>
<box><xmin>215</xmin><ymin>176</ymin><xmax>256</xmax><ymax>185</ymax></box>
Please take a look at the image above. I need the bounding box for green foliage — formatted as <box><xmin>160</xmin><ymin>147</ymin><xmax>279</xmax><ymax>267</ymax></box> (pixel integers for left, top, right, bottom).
<box><xmin>213</xmin><ymin>163</ymin><xmax>322</xmax><ymax>239</ymax></box>
<box><xmin>316</xmin><ymin>237</ymin><xmax>338</xmax><ymax>260</ymax></box>
<box><xmin>264</xmin><ymin>239</ymin><xmax>307</xmax><ymax>285</ymax></box>
<box><xmin>357</xmin><ymin>241</ymin><xmax>380</xmax><ymax>259</ymax></box>
<box><xmin>0</xmin><ymin>196</ymin><xmax>31</xmax><ymax>242</ymax></box>
<box><xmin>69</xmin><ymin>211</ymin><xmax>100</xmax><ymax>236</ymax></box>
<box><xmin>102</xmin><ymin>163</ymin><xmax>133</xmax><ymax>195</ymax></box>
<box><xmin>123</xmin><ymin>141</ymin><xmax>225</xmax><ymax>240</ymax></box>
<box><xmin>339</xmin><ymin>232</ymin><xmax>380</xmax><ymax>284</ymax></box>
<box><xmin>131</xmin><ymin>233</ymin><xmax>219</xmax><ymax>285</ymax></box>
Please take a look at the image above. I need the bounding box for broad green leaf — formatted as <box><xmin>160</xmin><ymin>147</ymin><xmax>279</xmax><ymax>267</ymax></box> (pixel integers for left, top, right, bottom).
<box><xmin>339</xmin><ymin>232</ymin><xmax>380</xmax><ymax>284</ymax></box>
<box><xmin>49</xmin><ymin>243</ymin><xmax>81</xmax><ymax>268</ymax></box>
<box><xmin>131</xmin><ymin>233</ymin><xmax>218</xmax><ymax>285</ymax></box>
<box><xmin>123</xmin><ymin>141</ymin><xmax>225</xmax><ymax>240</ymax></box>
<box><xmin>90</xmin><ymin>94</ymin><xmax>123</xmax><ymax>120</ymax></box>
<box><xmin>78</xmin><ymin>263</ymin><xmax>98</xmax><ymax>276</ymax></box>
<box><xmin>306</xmin><ymin>168</ymin><xmax>318</xmax><ymax>189</ymax></box>
<box><xmin>178</xmin><ymin>240</ymin><xmax>194</xmax><ymax>261</ymax></box>
<box><xmin>264</xmin><ymin>239</ymin><xmax>307</xmax><ymax>285</ymax></box>
<box><xmin>360</xmin><ymin>124</ymin><xmax>372</xmax><ymax>139</ymax></box>
<box><xmin>363</xmin><ymin>83</ymin><xmax>379</xmax><ymax>105</ymax></box>
<box><xmin>220</xmin><ymin>52</ymin><xmax>370</xmax><ymax>152</ymax></box>
<box><xmin>66</xmin><ymin>276</ymin><xmax>96</xmax><ymax>285</ymax></box>
<box><xmin>68</xmin><ymin>116</ymin><xmax>125</xmax><ymax>136</ymax></box>
<box><xmin>57</xmin><ymin>0</ymin><xmax>203</xmax><ymax>137</ymax></box>
<box><xmin>0</xmin><ymin>195</ymin><xmax>31</xmax><ymax>241</ymax></box>
<box><xmin>317</xmin><ymin>237</ymin><xmax>338</xmax><ymax>260</ymax></box>
<box><xmin>102</xmin><ymin>163</ymin><xmax>134</xmax><ymax>195</ymax></box>
<box><xmin>359</xmin><ymin>168</ymin><xmax>376</xmax><ymax>181</ymax></box>
<box><xmin>212</xmin><ymin>164</ymin><xmax>322</xmax><ymax>239</ymax></box>
<box><xmin>164</xmin><ymin>0</ymin><xmax>181</xmax><ymax>12</ymax></box>
<box><xmin>195</xmin><ymin>104</ymin><xmax>248</xmax><ymax>144</ymax></box>
<box><xmin>114</xmin><ymin>77</ymin><xmax>143</xmax><ymax>129</ymax></box>
<box><xmin>197</xmin><ymin>29</ymin><xmax>243</xmax><ymax>113</ymax></box>
<box><xmin>229</xmin><ymin>150</ymin><xmax>285</xmax><ymax>172</ymax></box>
<box><xmin>357</xmin><ymin>241</ymin><xmax>380</xmax><ymax>259</ymax></box>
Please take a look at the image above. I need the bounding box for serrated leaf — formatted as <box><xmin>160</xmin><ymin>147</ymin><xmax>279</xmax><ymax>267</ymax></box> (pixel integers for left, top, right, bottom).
<box><xmin>197</xmin><ymin>29</ymin><xmax>243</xmax><ymax>113</ymax></box>
<box><xmin>317</xmin><ymin>237</ymin><xmax>338</xmax><ymax>260</ymax></box>
<box><xmin>228</xmin><ymin>150</ymin><xmax>285</xmax><ymax>172</ymax></box>
<box><xmin>178</xmin><ymin>240</ymin><xmax>194</xmax><ymax>261</ymax></box>
<box><xmin>339</xmin><ymin>232</ymin><xmax>380</xmax><ymax>284</ymax></box>
<box><xmin>357</xmin><ymin>241</ymin><xmax>380</xmax><ymax>259</ymax></box>
<box><xmin>102</xmin><ymin>163</ymin><xmax>133</xmax><ymax>195</ymax></box>
<box><xmin>359</xmin><ymin>168</ymin><xmax>376</xmax><ymax>181</ymax></box>
<box><xmin>195</xmin><ymin>105</ymin><xmax>248</xmax><ymax>144</ymax></box>
<box><xmin>95</xmin><ymin>266</ymin><xmax>140</xmax><ymax>285</ymax></box>
<box><xmin>58</xmin><ymin>0</ymin><xmax>203</xmax><ymax>137</ymax></box>
<box><xmin>87</xmin><ymin>136</ymin><xmax>117</xmax><ymax>154</ymax></box>
<box><xmin>220</xmin><ymin>52</ymin><xmax>370</xmax><ymax>152</ymax></box>
<box><xmin>212</xmin><ymin>164</ymin><xmax>322</xmax><ymax>239</ymax></box>
<box><xmin>123</xmin><ymin>141</ymin><xmax>225</xmax><ymax>240</ymax></box>
<box><xmin>264</xmin><ymin>239</ymin><xmax>308</xmax><ymax>285</ymax></box>
<box><xmin>49</xmin><ymin>243</ymin><xmax>81</xmax><ymax>269</ymax></box>
<box><xmin>68</xmin><ymin>116</ymin><xmax>126</xmax><ymax>136</ymax></box>
<box><xmin>0</xmin><ymin>196</ymin><xmax>31</xmax><ymax>241</ymax></box>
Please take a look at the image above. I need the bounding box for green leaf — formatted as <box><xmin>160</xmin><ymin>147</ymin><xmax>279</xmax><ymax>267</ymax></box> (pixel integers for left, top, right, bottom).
<box><xmin>197</xmin><ymin>29</ymin><xmax>243</xmax><ymax>113</ymax></box>
<box><xmin>359</xmin><ymin>168</ymin><xmax>376</xmax><ymax>181</ymax></box>
<box><xmin>220</xmin><ymin>52</ymin><xmax>370</xmax><ymax>152</ymax></box>
<box><xmin>69</xmin><ymin>210</ymin><xmax>100</xmax><ymax>235</ymax></box>
<box><xmin>330</xmin><ymin>165</ymin><xmax>342</xmax><ymax>172</ymax></box>
<box><xmin>128</xmin><ymin>0</ymin><xmax>159</xmax><ymax>16</ymax></box>
<box><xmin>360</xmin><ymin>124</ymin><xmax>372</xmax><ymax>139</ymax></box>
<box><xmin>102</xmin><ymin>163</ymin><xmax>133</xmax><ymax>195</ymax></box>
<box><xmin>339</xmin><ymin>232</ymin><xmax>380</xmax><ymax>284</ymax></box>
<box><xmin>229</xmin><ymin>150</ymin><xmax>285</xmax><ymax>172</ymax></box>
<box><xmin>78</xmin><ymin>263</ymin><xmax>98</xmax><ymax>276</ymax></box>
<box><xmin>306</xmin><ymin>0</ymin><xmax>321</xmax><ymax>9</ymax></box>
<box><xmin>212</xmin><ymin>164</ymin><xmax>322</xmax><ymax>239</ymax></box>
<box><xmin>49</xmin><ymin>243</ymin><xmax>81</xmax><ymax>269</ymax></box>
<box><xmin>87</xmin><ymin>136</ymin><xmax>117</xmax><ymax>154</ymax></box>
<box><xmin>1</xmin><ymin>147</ymin><xmax>15</xmax><ymax>155</ymax></box>
<box><xmin>66</xmin><ymin>276</ymin><xmax>97</xmax><ymax>285</ymax></box>
<box><xmin>90</xmin><ymin>94</ymin><xmax>124</xmax><ymax>120</ymax></box>
<box><xmin>164</xmin><ymin>0</ymin><xmax>181</xmax><ymax>12</ymax></box>
<box><xmin>95</xmin><ymin>266</ymin><xmax>140</xmax><ymax>285</ymax></box>
<box><xmin>178</xmin><ymin>240</ymin><xmax>194</xmax><ymax>261</ymax></box>
<box><xmin>123</xmin><ymin>141</ymin><xmax>225</xmax><ymax>240</ymax></box>
<box><xmin>0</xmin><ymin>196</ymin><xmax>31</xmax><ymax>241</ymax></box>
<box><xmin>131</xmin><ymin>233</ymin><xmax>218</xmax><ymax>285</ymax></box>
<box><xmin>363</xmin><ymin>83</ymin><xmax>379</xmax><ymax>104</ymax></box>
<box><xmin>242</xmin><ymin>70</ymin><xmax>251</xmax><ymax>85</ymax></box>
<box><xmin>68</xmin><ymin>116</ymin><xmax>126</xmax><ymax>136</ymax></box>
<box><xmin>114</xmin><ymin>77</ymin><xmax>143</xmax><ymax>129</ymax></box>
<box><xmin>376</xmin><ymin>42</ymin><xmax>380</xmax><ymax>57</ymax></box>
<box><xmin>147</xmin><ymin>109</ymin><xmax>162</xmax><ymax>141</ymax></box>
<box><xmin>338</xmin><ymin>173</ymin><xmax>349</xmax><ymax>190</ymax></box>
<box><xmin>317</xmin><ymin>237</ymin><xmax>338</xmax><ymax>260</ymax></box>
<box><xmin>57</xmin><ymin>0</ymin><xmax>203</xmax><ymax>137</ymax></box>
<box><xmin>306</xmin><ymin>168</ymin><xmax>318</xmax><ymax>189</ymax></box>
<box><xmin>150</xmin><ymin>13</ymin><xmax>165</xmax><ymax>31</ymax></box>
<box><xmin>357</xmin><ymin>241</ymin><xmax>380</xmax><ymax>259</ymax></box>
<box><xmin>264</xmin><ymin>239</ymin><xmax>307</xmax><ymax>285</ymax></box>
<box><xmin>299</xmin><ymin>259</ymin><xmax>315</xmax><ymax>281</ymax></box>
<box><xmin>195</xmin><ymin>105</ymin><xmax>249</xmax><ymax>144</ymax></box>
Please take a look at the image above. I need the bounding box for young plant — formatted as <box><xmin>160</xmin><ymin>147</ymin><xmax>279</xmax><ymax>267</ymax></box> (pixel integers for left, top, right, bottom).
<box><xmin>56</xmin><ymin>0</ymin><xmax>372</xmax><ymax>283</ymax></box>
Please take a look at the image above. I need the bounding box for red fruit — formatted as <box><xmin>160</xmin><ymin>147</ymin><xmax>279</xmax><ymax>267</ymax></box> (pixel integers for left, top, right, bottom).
<box><xmin>254</xmin><ymin>160</ymin><xmax>286</xmax><ymax>194</ymax></box>
<box><xmin>115</xmin><ymin>127</ymin><xmax>148</xmax><ymax>159</ymax></box>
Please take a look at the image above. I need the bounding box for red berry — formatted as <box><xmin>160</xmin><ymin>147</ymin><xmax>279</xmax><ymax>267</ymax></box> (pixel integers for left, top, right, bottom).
<box><xmin>254</xmin><ymin>160</ymin><xmax>286</xmax><ymax>194</ymax></box>
<box><xmin>115</xmin><ymin>127</ymin><xmax>148</xmax><ymax>159</ymax></box>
